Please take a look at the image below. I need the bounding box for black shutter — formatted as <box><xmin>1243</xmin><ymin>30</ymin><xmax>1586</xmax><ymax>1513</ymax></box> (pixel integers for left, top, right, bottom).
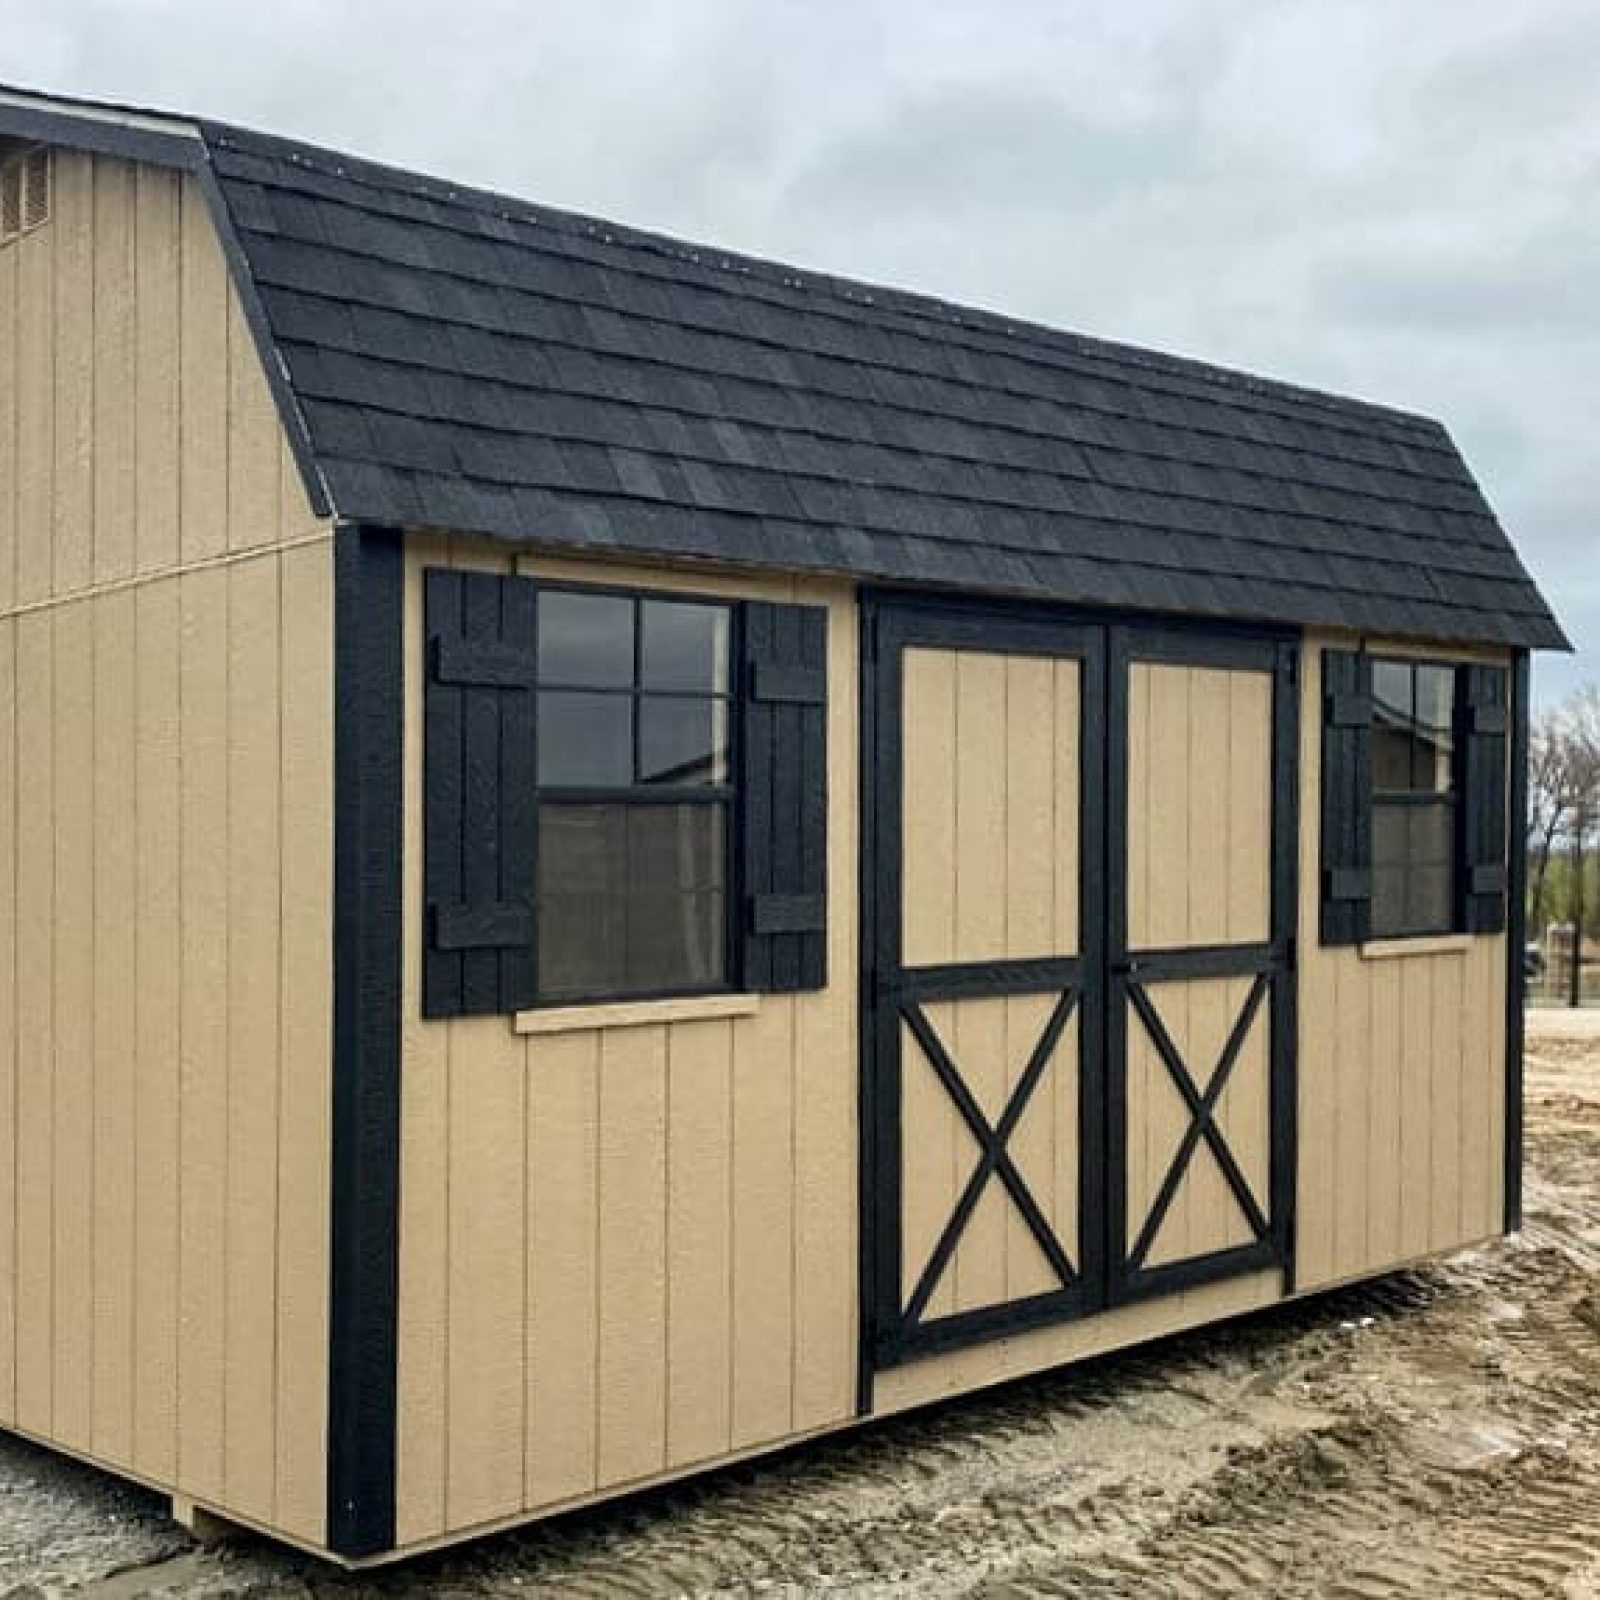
<box><xmin>1460</xmin><ymin>664</ymin><xmax>1510</xmax><ymax>934</ymax></box>
<box><xmin>1320</xmin><ymin>648</ymin><xmax>1373</xmax><ymax>946</ymax></box>
<box><xmin>423</xmin><ymin>568</ymin><xmax>538</xmax><ymax>1017</ymax></box>
<box><xmin>740</xmin><ymin>601</ymin><xmax>828</xmax><ymax>992</ymax></box>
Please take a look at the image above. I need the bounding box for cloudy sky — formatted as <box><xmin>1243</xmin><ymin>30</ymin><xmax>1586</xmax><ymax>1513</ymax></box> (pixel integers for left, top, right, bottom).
<box><xmin>3</xmin><ymin>0</ymin><xmax>1595</xmax><ymax>702</ymax></box>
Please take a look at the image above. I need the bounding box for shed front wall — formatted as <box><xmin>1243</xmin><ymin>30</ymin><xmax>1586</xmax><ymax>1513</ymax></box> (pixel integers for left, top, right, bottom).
<box><xmin>1295</xmin><ymin>630</ymin><xmax>1510</xmax><ymax>1291</ymax></box>
<box><xmin>0</xmin><ymin>148</ymin><xmax>336</xmax><ymax>1546</ymax></box>
<box><xmin>394</xmin><ymin>533</ymin><xmax>859</xmax><ymax>1550</ymax></box>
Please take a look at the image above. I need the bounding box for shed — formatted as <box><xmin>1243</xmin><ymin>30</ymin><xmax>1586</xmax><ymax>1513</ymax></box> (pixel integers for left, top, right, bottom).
<box><xmin>0</xmin><ymin>83</ymin><xmax>1567</xmax><ymax>1564</ymax></box>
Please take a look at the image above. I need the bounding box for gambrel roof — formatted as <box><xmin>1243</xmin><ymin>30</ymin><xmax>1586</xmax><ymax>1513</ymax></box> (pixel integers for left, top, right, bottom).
<box><xmin>0</xmin><ymin>84</ymin><xmax>1567</xmax><ymax>649</ymax></box>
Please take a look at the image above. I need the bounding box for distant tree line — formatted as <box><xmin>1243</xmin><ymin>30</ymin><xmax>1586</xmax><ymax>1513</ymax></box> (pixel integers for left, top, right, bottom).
<box><xmin>1528</xmin><ymin>684</ymin><xmax>1600</xmax><ymax>1000</ymax></box>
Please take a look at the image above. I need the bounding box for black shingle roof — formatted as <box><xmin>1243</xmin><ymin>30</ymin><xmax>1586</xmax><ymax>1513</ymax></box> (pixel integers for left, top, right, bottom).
<box><xmin>193</xmin><ymin>117</ymin><xmax>1561</xmax><ymax>648</ymax></box>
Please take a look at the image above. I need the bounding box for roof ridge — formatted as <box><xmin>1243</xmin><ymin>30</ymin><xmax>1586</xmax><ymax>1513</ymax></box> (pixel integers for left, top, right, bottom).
<box><xmin>200</xmin><ymin>118</ymin><xmax>1446</xmax><ymax>440</ymax></box>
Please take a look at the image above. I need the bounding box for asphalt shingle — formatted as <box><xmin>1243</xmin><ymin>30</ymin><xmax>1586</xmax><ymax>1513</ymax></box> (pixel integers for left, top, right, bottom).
<box><xmin>200</xmin><ymin>120</ymin><xmax>1565</xmax><ymax>650</ymax></box>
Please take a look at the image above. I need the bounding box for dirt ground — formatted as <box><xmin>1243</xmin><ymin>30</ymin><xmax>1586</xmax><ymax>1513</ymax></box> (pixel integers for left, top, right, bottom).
<box><xmin>3</xmin><ymin>1012</ymin><xmax>1597</xmax><ymax>1598</ymax></box>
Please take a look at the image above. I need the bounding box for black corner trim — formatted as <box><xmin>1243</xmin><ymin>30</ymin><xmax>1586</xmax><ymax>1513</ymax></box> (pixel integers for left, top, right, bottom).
<box><xmin>1504</xmin><ymin>650</ymin><xmax>1530</xmax><ymax>1234</ymax></box>
<box><xmin>327</xmin><ymin>523</ymin><xmax>404</xmax><ymax>1560</ymax></box>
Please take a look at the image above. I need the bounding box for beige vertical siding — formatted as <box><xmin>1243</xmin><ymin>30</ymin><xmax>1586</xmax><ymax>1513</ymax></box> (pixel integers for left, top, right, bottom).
<box><xmin>896</xmin><ymin>647</ymin><xmax>1081</xmax><ymax>1320</ymax></box>
<box><xmin>0</xmin><ymin>149</ymin><xmax>335</xmax><ymax>1547</ymax></box>
<box><xmin>1124</xmin><ymin>661</ymin><xmax>1273</xmax><ymax>1270</ymax></box>
<box><xmin>1295</xmin><ymin>632</ymin><xmax>1509</xmax><ymax>1290</ymax></box>
<box><xmin>394</xmin><ymin>537</ymin><xmax>859</xmax><ymax>1549</ymax></box>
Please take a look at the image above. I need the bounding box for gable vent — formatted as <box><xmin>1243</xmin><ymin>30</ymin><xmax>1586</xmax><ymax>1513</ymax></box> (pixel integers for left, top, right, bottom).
<box><xmin>1</xmin><ymin>146</ymin><xmax>49</xmax><ymax>246</ymax></box>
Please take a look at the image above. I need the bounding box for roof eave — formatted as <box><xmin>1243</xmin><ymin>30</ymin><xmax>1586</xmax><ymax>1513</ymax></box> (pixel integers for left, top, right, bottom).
<box><xmin>0</xmin><ymin>84</ymin><xmax>202</xmax><ymax>170</ymax></box>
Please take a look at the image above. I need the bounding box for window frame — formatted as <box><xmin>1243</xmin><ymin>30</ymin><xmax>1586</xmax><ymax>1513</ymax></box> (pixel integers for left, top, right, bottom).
<box><xmin>528</xmin><ymin>578</ymin><xmax>742</xmax><ymax>1009</ymax></box>
<box><xmin>1365</xmin><ymin>654</ymin><xmax>1466</xmax><ymax>943</ymax></box>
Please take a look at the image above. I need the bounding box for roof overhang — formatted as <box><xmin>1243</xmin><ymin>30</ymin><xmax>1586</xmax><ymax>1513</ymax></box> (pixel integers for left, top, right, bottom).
<box><xmin>0</xmin><ymin>84</ymin><xmax>201</xmax><ymax>170</ymax></box>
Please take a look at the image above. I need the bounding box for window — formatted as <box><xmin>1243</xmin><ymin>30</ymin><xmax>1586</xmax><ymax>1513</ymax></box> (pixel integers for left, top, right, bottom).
<box><xmin>1320</xmin><ymin>649</ymin><xmax>1510</xmax><ymax>948</ymax></box>
<box><xmin>535</xmin><ymin>589</ymin><xmax>732</xmax><ymax>1001</ymax></box>
<box><xmin>1370</xmin><ymin>660</ymin><xmax>1457</xmax><ymax>938</ymax></box>
<box><xmin>421</xmin><ymin>568</ymin><xmax>830</xmax><ymax>1019</ymax></box>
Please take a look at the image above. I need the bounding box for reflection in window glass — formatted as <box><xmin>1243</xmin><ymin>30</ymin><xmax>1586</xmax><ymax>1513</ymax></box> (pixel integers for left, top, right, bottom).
<box><xmin>538</xmin><ymin>591</ymin><xmax>633</xmax><ymax>686</ymax></box>
<box><xmin>641</xmin><ymin>600</ymin><xmax>729</xmax><ymax>693</ymax></box>
<box><xmin>537</xmin><ymin>691</ymin><xmax>633</xmax><ymax>787</ymax></box>
<box><xmin>638</xmin><ymin>697</ymin><xmax>727</xmax><ymax>786</ymax></box>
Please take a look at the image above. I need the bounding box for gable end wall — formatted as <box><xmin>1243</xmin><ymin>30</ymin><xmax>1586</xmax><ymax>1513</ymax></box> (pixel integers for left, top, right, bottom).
<box><xmin>0</xmin><ymin>147</ymin><xmax>336</xmax><ymax>1548</ymax></box>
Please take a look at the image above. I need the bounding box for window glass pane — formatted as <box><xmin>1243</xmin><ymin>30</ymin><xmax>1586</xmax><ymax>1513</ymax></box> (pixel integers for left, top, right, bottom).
<box><xmin>537</xmin><ymin>806</ymin><xmax>627</xmax><ymax>999</ymax></box>
<box><xmin>626</xmin><ymin>805</ymin><xmax>725</xmax><ymax>990</ymax></box>
<box><xmin>1371</xmin><ymin>864</ymin><xmax>1406</xmax><ymax>939</ymax></box>
<box><xmin>627</xmin><ymin>803</ymin><xmax>724</xmax><ymax>893</ymax></box>
<box><xmin>1413</xmin><ymin>666</ymin><xmax>1455</xmax><ymax>793</ymax></box>
<box><xmin>1372</xmin><ymin>800</ymin><xmax>1409</xmax><ymax>867</ymax></box>
<box><xmin>627</xmin><ymin>890</ymin><xmax>724</xmax><ymax>992</ymax></box>
<box><xmin>538</xmin><ymin>591</ymin><xmax>634</xmax><ymax>687</ymax></box>
<box><xmin>537</xmin><ymin>803</ymin><xmax>725</xmax><ymax>999</ymax></box>
<box><xmin>1408</xmin><ymin>801</ymin><xmax>1455</xmax><ymax>868</ymax></box>
<box><xmin>1406</xmin><ymin>865</ymin><xmax>1453</xmax><ymax>933</ymax></box>
<box><xmin>640</xmin><ymin>600</ymin><xmax>728</xmax><ymax>693</ymax></box>
<box><xmin>539</xmin><ymin>691</ymin><xmax>632</xmax><ymax>786</ymax></box>
<box><xmin>638</xmin><ymin>696</ymin><xmax>728</xmax><ymax>786</ymax></box>
<box><xmin>1371</xmin><ymin>661</ymin><xmax>1413</xmax><ymax>791</ymax></box>
<box><xmin>1370</xmin><ymin>798</ymin><xmax>1455</xmax><ymax>939</ymax></box>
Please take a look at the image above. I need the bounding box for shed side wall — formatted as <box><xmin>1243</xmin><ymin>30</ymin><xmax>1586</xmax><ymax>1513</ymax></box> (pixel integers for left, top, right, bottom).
<box><xmin>394</xmin><ymin>535</ymin><xmax>859</xmax><ymax>1549</ymax></box>
<box><xmin>0</xmin><ymin>149</ymin><xmax>335</xmax><ymax>1546</ymax></box>
<box><xmin>1295</xmin><ymin>630</ymin><xmax>1510</xmax><ymax>1290</ymax></box>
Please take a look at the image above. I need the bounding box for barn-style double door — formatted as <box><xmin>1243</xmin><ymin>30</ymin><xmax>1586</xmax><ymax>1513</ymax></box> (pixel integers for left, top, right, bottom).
<box><xmin>864</xmin><ymin>600</ymin><xmax>1297</xmax><ymax>1372</ymax></box>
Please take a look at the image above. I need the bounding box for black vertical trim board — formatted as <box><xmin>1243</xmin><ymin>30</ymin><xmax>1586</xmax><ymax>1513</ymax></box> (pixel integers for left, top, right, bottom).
<box><xmin>855</xmin><ymin>600</ymin><xmax>880</xmax><ymax>1417</ymax></box>
<box><xmin>328</xmin><ymin>524</ymin><xmax>404</xmax><ymax>1559</ymax></box>
<box><xmin>740</xmin><ymin>600</ymin><xmax>828</xmax><ymax>991</ymax></box>
<box><xmin>1504</xmin><ymin>650</ymin><xmax>1530</xmax><ymax>1233</ymax></box>
<box><xmin>1319</xmin><ymin>649</ymin><xmax>1373</xmax><ymax>946</ymax></box>
<box><xmin>1271</xmin><ymin>641</ymin><xmax>1302</xmax><ymax>1288</ymax></box>
<box><xmin>1461</xmin><ymin>663</ymin><xmax>1511</xmax><ymax>936</ymax></box>
<box><xmin>1103</xmin><ymin>627</ymin><xmax>1131</xmax><ymax>1313</ymax></box>
<box><xmin>422</xmin><ymin>569</ymin><xmax>539</xmax><ymax>1017</ymax></box>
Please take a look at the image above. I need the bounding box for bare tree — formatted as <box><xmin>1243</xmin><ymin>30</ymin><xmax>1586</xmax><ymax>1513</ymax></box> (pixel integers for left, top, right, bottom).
<box><xmin>1558</xmin><ymin>686</ymin><xmax>1600</xmax><ymax>1006</ymax></box>
<box><xmin>1528</xmin><ymin>709</ymin><xmax>1578</xmax><ymax>934</ymax></box>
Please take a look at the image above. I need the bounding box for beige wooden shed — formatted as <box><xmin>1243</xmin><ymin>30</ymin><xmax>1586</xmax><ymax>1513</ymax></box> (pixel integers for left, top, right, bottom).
<box><xmin>0</xmin><ymin>84</ymin><xmax>1565</xmax><ymax>1565</ymax></box>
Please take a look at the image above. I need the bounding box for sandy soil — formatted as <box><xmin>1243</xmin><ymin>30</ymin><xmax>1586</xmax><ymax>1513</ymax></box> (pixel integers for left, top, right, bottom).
<box><xmin>2</xmin><ymin>1017</ymin><xmax>1597</xmax><ymax>1598</ymax></box>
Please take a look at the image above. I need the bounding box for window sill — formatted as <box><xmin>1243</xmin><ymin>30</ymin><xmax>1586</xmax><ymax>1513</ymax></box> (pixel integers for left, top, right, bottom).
<box><xmin>513</xmin><ymin>992</ymin><xmax>761</xmax><ymax>1036</ymax></box>
<box><xmin>1359</xmin><ymin>934</ymin><xmax>1475</xmax><ymax>961</ymax></box>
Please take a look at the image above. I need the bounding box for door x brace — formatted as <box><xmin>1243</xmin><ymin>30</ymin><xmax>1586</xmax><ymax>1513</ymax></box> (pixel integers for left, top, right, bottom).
<box><xmin>1124</xmin><ymin>973</ymin><xmax>1271</xmax><ymax>1273</ymax></box>
<box><xmin>898</xmin><ymin>988</ymin><xmax>1079</xmax><ymax>1328</ymax></box>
